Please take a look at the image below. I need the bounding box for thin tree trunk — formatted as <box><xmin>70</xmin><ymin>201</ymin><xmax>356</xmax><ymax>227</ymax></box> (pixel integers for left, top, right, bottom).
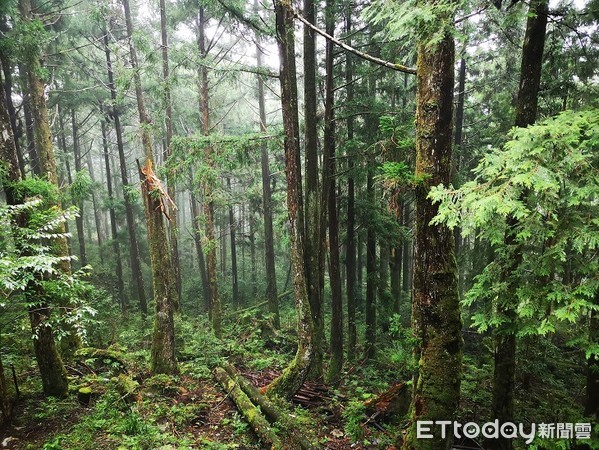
<box><xmin>123</xmin><ymin>0</ymin><xmax>177</xmax><ymax>374</ymax></box>
<box><xmin>100</xmin><ymin>115</ymin><xmax>126</xmax><ymax>310</ymax></box>
<box><xmin>228</xmin><ymin>177</ymin><xmax>240</xmax><ymax>306</ymax></box>
<box><xmin>190</xmin><ymin>194</ymin><xmax>211</xmax><ymax>312</ymax></box>
<box><xmin>103</xmin><ymin>30</ymin><xmax>147</xmax><ymax>318</ymax></box>
<box><xmin>364</xmin><ymin>165</ymin><xmax>377</xmax><ymax>360</ymax></box>
<box><xmin>255</xmin><ymin>30</ymin><xmax>280</xmax><ymax>328</ymax></box>
<box><xmin>160</xmin><ymin>0</ymin><xmax>182</xmax><ymax>310</ymax></box>
<box><xmin>71</xmin><ymin>109</ymin><xmax>88</xmax><ymax>267</ymax></box>
<box><xmin>303</xmin><ymin>0</ymin><xmax>324</xmax><ymax>380</ymax></box>
<box><xmin>86</xmin><ymin>145</ymin><xmax>105</xmax><ymax>263</ymax></box>
<box><xmin>197</xmin><ymin>6</ymin><xmax>221</xmax><ymax>336</ymax></box>
<box><xmin>324</xmin><ymin>0</ymin><xmax>343</xmax><ymax>383</ymax></box>
<box><xmin>266</xmin><ymin>0</ymin><xmax>314</xmax><ymax>399</ymax></box>
<box><xmin>402</xmin><ymin>4</ymin><xmax>462</xmax><ymax>448</ymax></box>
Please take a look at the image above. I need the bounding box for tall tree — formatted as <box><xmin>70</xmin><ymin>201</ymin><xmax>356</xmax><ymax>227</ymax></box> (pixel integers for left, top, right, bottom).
<box><xmin>303</xmin><ymin>0</ymin><xmax>324</xmax><ymax>379</ymax></box>
<box><xmin>324</xmin><ymin>0</ymin><xmax>343</xmax><ymax>383</ymax></box>
<box><xmin>402</xmin><ymin>1</ymin><xmax>462</xmax><ymax>448</ymax></box>
<box><xmin>160</xmin><ymin>0</ymin><xmax>182</xmax><ymax>310</ymax></box>
<box><xmin>256</xmin><ymin>32</ymin><xmax>280</xmax><ymax>328</ymax></box>
<box><xmin>491</xmin><ymin>1</ymin><xmax>548</xmax><ymax>448</ymax></box>
<box><xmin>122</xmin><ymin>0</ymin><xmax>177</xmax><ymax>374</ymax></box>
<box><xmin>70</xmin><ymin>109</ymin><xmax>88</xmax><ymax>267</ymax></box>
<box><xmin>102</xmin><ymin>29</ymin><xmax>147</xmax><ymax>317</ymax></box>
<box><xmin>266</xmin><ymin>0</ymin><xmax>315</xmax><ymax>399</ymax></box>
<box><xmin>227</xmin><ymin>177</ymin><xmax>240</xmax><ymax>305</ymax></box>
<box><xmin>0</xmin><ymin>56</ymin><xmax>68</xmax><ymax>398</ymax></box>
<box><xmin>196</xmin><ymin>5</ymin><xmax>222</xmax><ymax>337</ymax></box>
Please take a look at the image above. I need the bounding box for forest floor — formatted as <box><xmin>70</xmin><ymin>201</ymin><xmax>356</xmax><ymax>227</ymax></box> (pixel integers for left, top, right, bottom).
<box><xmin>0</xmin><ymin>312</ymin><xmax>592</xmax><ymax>450</ymax></box>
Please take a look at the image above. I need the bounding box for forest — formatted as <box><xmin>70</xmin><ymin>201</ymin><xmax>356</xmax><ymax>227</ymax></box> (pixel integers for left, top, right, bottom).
<box><xmin>0</xmin><ymin>0</ymin><xmax>597</xmax><ymax>447</ymax></box>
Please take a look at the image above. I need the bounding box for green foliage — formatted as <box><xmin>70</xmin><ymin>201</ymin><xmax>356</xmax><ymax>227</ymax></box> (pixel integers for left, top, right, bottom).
<box><xmin>343</xmin><ymin>400</ymin><xmax>367</xmax><ymax>441</ymax></box>
<box><xmin>69</xmin><ymin>170</ymin><xmax>93</xmax><ymax>202</ymax></box>
<box><xmin>430</xmin><ymin>109</ymin><xmax>599</xmax><ymax>342</ymax></box>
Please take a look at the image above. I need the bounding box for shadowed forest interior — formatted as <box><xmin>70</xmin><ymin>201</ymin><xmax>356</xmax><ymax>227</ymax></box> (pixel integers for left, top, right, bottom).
<box><xmin>0</xmin><ymin>0</ymin><xmax>598</xmax><ymax>448</ymax></box>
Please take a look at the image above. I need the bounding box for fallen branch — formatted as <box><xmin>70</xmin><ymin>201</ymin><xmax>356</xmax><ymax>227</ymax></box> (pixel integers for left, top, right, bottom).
<box><xmin>294</xmin><ymin>12</ymin><xmax>416</xmax><ymax>75</ymax></box>
<box><xmin>214</xmin><ymin>367</ymin><xmax>285</xmax><ymax>450</ymax></box>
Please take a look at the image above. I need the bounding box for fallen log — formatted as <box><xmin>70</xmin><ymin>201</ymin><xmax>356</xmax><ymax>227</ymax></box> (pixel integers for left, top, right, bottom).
<box><xmin>214</xmin><ymin>367</ymin><xmax>284</xmax><ymax>450</ymax></box>
<box><xmin>222</xmin><ymin>363</ymin><xmax>316</xmax><ymax>450</ymax></box>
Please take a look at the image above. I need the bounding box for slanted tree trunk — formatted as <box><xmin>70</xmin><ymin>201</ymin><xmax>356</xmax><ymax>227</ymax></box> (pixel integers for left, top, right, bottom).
<box><xmin>491</xmin><ymin>2</ymin><xmax>548</xmax><ymax>448</ymax></box>
<box><xmin>402</xmin><ymin>2</ymin><xmax>462</xmax><ymax>448</ymax></box>
<box><xmin>0</xmin><ymin>61</ymin><xmax>68</xmax><ymax>399</ymax></box>
<box><xmin>122</xmin><ymin>0</ymin><xmax>177</xmax><ymax>375</ymax></box>
<box><xmin>267</xmin><ymin>0</ymin><xmax>314</xmax><ymax>399</ymax></box>
<box><xmin>103</xmin><ymin>30</ymin><xmax>147</xmax><ymax>317</ymax></box>
<box><xmin>100</xmin><ymin>115</ymin><xmax>126</xmax><ymax>310</ymax></box>
<box><xmin>255</xmin><ymin>29</ymin><xmax>280</xmax><ymax>328</ymax></box>
<box><xmin>160</xmin><ymin>0</ymin><xmax>182</xmax><ymax>310</ymax></box>
<box><xmin>196</xmin><ymin>6</ymin><xmax>221</xmax><ymax>337</ymax></box>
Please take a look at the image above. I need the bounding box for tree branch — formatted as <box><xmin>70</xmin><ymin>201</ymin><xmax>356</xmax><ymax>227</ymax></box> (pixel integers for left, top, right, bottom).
<box><xmin>294</xmin><ymin>12</ymin><xmax>416</xmax><ymax>75</ymax></box>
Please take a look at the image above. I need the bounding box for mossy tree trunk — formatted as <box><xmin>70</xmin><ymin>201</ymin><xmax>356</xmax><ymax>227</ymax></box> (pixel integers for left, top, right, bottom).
<box><xmin>491</xmin><ymin>2</ymin><xmax>547</xmax><ymax>448</ymax></box>
<box><xmin>267</xmin><ymin>0</ymin><xmax>315</xmax><ymax>399</ymax></box>
<box><xmin>303</xmin><ymin>0</ymin><xmax>324</xmax><ymax>380</ymax></box>
<box><xmin>196</xmin><ymin>6</ymin><xmax>222</xmax><ymax>337</ymax></box>
<box><xmin>401</xmin><ymin>3</ymin><xmax>462</xmax><ymax>448</ymax></box>
<box><xmin>0</xmin><ymin>61</ymin><xmax>68</xmax><ymax>399</ymax></box>
<box><xmin>122</xmin><ymin>0</ymin><xmax>177</xmax><ymax>375</ymax></box>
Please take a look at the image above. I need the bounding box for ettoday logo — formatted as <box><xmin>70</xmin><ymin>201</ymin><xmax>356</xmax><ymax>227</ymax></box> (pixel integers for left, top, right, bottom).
<box><xmin>416</xmin><ymin>420</ymin><xmax>592</xmax><ymax>444</ymax></box>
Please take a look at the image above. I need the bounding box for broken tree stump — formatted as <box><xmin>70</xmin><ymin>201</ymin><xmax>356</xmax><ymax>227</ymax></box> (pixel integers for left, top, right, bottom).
<box><xmin>364</xmin><ymin>383</ymin><xmax>410</xmax><ymax>421</ymax></box>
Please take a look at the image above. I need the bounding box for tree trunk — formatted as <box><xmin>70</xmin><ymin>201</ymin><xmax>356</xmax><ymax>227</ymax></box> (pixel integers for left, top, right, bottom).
<box><xmin>197</xmin><ymin>6</ymin><xmax>221</xmax><ymax>336</ymax></box>
<box><xmin>303</xmin><ymin>0</ymin><xmax>324</xmax><ymax>380</ymax></box>
<box><xmin>71</xmin><ymin>109</ymin><xmax>88</xmax><ymax>268</ymax></box>
<box><xmin>160</xmin><ymin>0</ymin><xmax>182</xmax><ymax>310</ymax></box>
<box><xmin>491</xmin><ymin>2</ymin><xmax>547</xmax><ymax>448</ymax></box>
<box><xmin>102</xmin><ymin>30</ymin><xmax>147</xmax><ymax>318</ymax></box>
<box><xmin>0</xmin><ymin>64</ymin><xmax>68</xmax><ymax>399</ymax></box>
<box><xmin>255</xmin><ymin>29</ymin><xmax>280</xmax><ymax>328</ymax></box>
<box><xmin>402</xmin><ymin>4</ymin><xmax>462</xmax><ymax>448</ymax></box>
<box><xmin>190</xmin><ymin>194</ymin><xmax>211</xmax><ymax>312</ymax></box>
<box><xmin>86</xmin><ymin>147</ymin><xmax>105</xmax><ymax>263</ymax></box>
<box><xmin>122</xmin><ymin>0</ymin><xmax>177</xmax><ymax>375</ymax></box>
<box><xmin>364</xmin><ymin>165</ymin><xmax>377</xmax><ymax>360</ymax></box>
<box><xmin>100</xmin><ymin>116</ymin><xmax>127</xmax><ymax>310</ymax></box>
<box><xmin>324</xmin><ymin>0</ymin><xmax>342</xmax><ymax>383</ymax></box>
<box><xmin>228</xmin><ymin>177</ymin><xmax>240</xmax><ymax>306</ymax></box>
<box><xmin>267</xmin><ymin>0</ymin><xmax>314</xmax><ymax>399</ymax></box>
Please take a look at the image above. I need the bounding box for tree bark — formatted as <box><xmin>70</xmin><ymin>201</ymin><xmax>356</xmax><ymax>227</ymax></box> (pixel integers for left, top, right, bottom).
<box><xmin>190</xmin><ymin>194</ymin><xmax>211</xmax><ymax>312</ymax></box>
<box><xmin>227</xmin><ymin>177</ymin><xmax>240</xmax><ymax>306</ymax></box>
<box><xmin>256</xmin><ymin>28</ymin><xmax>280</xmax><ymax>328</ymax></box>
<box><xmin>71</xmin><ymin>109</ymin><xmax>88</xmax><ymax>268</ymax></box>
<box><xmin>364</xmin><ymin>165</ymin><xmax>377</xmax><ymax>360</ymax></box>
<box><xmin>402</xmin><ymin>3</ymin><xmax>462</xmax><ymax>448</ymax></box>
<box><xmin>491</xmin><ymin>2</ymin><xmax>548</xmax><ymax>449</ymax></box>
<box><xmin>266</xmin><ymin>0</ymin><xmax>314</xmax><ymax>399</ymax></box>
<box><xmin>103</xmin><ymin>30</ymin><xmax>147</xmax><ymax>317</ymax></box>
<box><xmin>122</xmin><ymin>0</ymin><xmax>177</xmax><ymax>374</ymax></box>
<box><xmin>324</xmin><ymin>0</ymin><xmax>343</xmax><ymax>384</ymax></box>
<box><xmin>303</xmin><ymin>0</ymin><xmax>324</xmax><ymax>380</ymax></box>
<box><xmin>196</xmin><ymin>7</ymin><xmax>221</xmax><ymax>336</ymax></box>
<box><xmin>160</xmin><ymin>0</ymin><xmax>182</xmax><ymax>310</ymax></box>
<box><xmin>0</xmin><ymin>62</ymin><xmax>68</xmax><ymax>399</ymax></box>
<box><xmin>100</xmin><ymin>116</ymin><xmax>127</xmax><ymax>310</ymax></box>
